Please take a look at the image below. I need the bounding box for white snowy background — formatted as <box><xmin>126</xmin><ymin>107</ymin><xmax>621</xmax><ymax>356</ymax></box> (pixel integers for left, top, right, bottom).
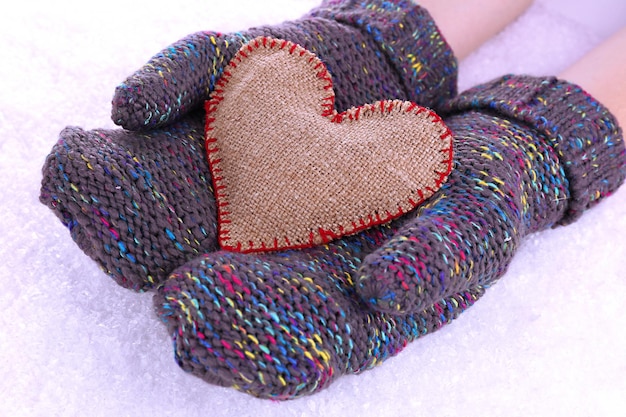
<box><xmin>1</xmin><ymin>0</ymin><xmax>625</xmax><ymax>416</ymax></box>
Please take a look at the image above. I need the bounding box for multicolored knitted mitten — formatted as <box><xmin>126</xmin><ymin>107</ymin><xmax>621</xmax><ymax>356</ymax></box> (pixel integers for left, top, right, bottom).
<box><xmin>355</xmin><ymin>75</ymin><xmax>625</xmax><ymax>314</ymax></box>
<box><xmin>154</xmin><ymin>75</ymin><xmax>624</xmax><ymax>399</ymax></box>
<box><xmin>39</xmin><ymin>0</ymin><xmax>457</xmax><ymax>291</ymax></box>
<box><xmin>156</xmin><ymin>233</ymin><xmax>486</xmax><ymax>400</ymax></box>
<box><xmin>112</xmin><ymin>0</ymin><xmax>457</xmax><ymax>131</ymax></box>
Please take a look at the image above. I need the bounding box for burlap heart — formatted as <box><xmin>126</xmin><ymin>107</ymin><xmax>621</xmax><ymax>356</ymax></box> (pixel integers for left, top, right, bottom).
<box><xmin>204</xmin><ymin>37</ymin><xmax>453</xmax><ymax>253</ymax></box>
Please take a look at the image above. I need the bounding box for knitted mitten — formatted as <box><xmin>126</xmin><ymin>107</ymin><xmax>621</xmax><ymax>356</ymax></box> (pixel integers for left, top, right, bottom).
<box><xmin>112</xmin><ymin>0</ymin><xmax>457</xmax><ymax>131</ymax></box>
<box><xmin>39</xmin><ymin>0</ymin><xmax>457</xmax><ymax>291</ymax></box>
<box><xmin>39</xmin><ymin>113</ymin><xmax>209</xmax><ymax>290</ymax></box>
<box><xmin>356</xmin><ymin>75</ymin><xmax>626</xmax><ymax>314</ymax></box>
<box><xmin>154</xmin><ymin>75</ymin><xmax>624</xmax><ymax>399</ymax></box>
<box><xmin>155</xmin><ymin>233</ymin><xmax>486</xmax><ymax>400</ymax></box>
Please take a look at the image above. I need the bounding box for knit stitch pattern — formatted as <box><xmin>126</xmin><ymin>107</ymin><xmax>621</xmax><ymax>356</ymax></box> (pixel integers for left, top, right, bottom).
<box><xmin>356</xmin><ymin>75</ymin><xmax>626</xmax><ymax>314</ymax></box>
<box><xmin>39</xmin><ymin>114</ymin><xmax>214</xmax><ymax>290</ymax></box>
<box><xmin>111</xmin><ymin>0</ymin><xmax>457</xmax><ymax>131</ymax></box>
<box><xmin>154</xmin><ymin>75</ymin><xmax>624</xmax><ymax>399</ymax></box>
<box><xmin>40</xmin><ymin>0</ymin><xmax>456</xmax><ymax>291</ymax></box>
<box><xmin>38</xmin><ymin>0</ymin><xmax>625</xmax><ymax>399</ymax></box>
<box><xmin>155</xmin><ymin>232</ymin><xmax>485</xmax><ymax>399</ymax></box>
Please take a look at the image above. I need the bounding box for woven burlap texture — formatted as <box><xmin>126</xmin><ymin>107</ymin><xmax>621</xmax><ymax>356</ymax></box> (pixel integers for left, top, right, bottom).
<box><xmin>205</xmin><ymin>37</ymin><xmax>453</xmax><ymax>253</ymax></box>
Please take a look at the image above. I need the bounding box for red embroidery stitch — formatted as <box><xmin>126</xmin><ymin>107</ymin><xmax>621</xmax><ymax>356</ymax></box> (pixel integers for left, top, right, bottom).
<box><xmin>203</xmin><ymin>36</ymin><xmax>455</xmax><ymax>253</ymax></box>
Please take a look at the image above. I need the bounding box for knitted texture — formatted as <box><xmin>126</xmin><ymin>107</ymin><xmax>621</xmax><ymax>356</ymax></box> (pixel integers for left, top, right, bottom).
<box><xmin>205</xmin><ymin>37</ymin><xmax>453</xmax><ymax>252</ymax></box>
<box><xmin>111</xmin><ymin>0</ymin><xmax>457</xmax><ymax>131</ymax></box>
<box><xmin>40</xmin><ymin>67</ymin><xmax>625</xmax><ymax>397</ymax></box>
<box><xmin>155</xmin><ymin>234</ymin><xmax>486</xmax><ymax>400</ymax></box>
<box><xmin>440</xmin><ymin>75</ymin><xmax>626</xmax><ymax>225</ymax></box>
<box><xmin>154</xmin><ymin>75</ymin><xmax>624</xmax><ymax>398</ymax></box>
<box><xmin>356</xmin><ymin>75</ymin><xmax>626</xmax><ymax>314</ymax></box>
<box><xmin>40</xmin><ymin>0</ymin><xmax>457</xmax><ymax>291</ymax></box>
<box><xmin>39</xmin><ymin>113</ymin><xmax>215</xmax><ymax>290</ymax></box>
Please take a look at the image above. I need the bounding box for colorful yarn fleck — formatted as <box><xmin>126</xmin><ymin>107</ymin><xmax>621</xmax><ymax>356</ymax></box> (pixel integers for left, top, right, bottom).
<box><xmin>39</xmin><ymin>114</ymin><xmax>214</xmax><ymax>290</ymax></box>
<box><xmin>156</xmin><ymin>237</ymin><xmax>485</xmax><ymax>399</ymax></box>
<box><xmin>37</xmin><ymin>0</ymin><xmax>625</xmax><ymax>401</ymax></box>
<box><xmin>356</xmin><ymin>75</ymin><xmax>626</xmax><ymax>314</ymax></box>
<box><xmin>154</xmin><ymin>74</ymin><xmax>624</xmax><ymax>398</ymax></box>
<box><xmin>112</xmin><ymin>0</ymin><xmax>457</xmax><ymax>131</ymax></box>
<box><xmin>40</xmin><ymin>0</ymin><xmax>456</xmax><ymax>291</ymax></box>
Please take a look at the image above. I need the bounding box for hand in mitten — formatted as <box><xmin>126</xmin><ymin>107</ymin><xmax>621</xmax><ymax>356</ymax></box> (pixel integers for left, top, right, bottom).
<box><xmin>112</xmin><ymin>0</ymin><xmax>457</xmax><ymax>131</ymax></box>
<box><xmin>155</xmin><ymin>233</ymin><xmax>486</xmax><ymax>400</ymax></box>
<box><xmin>355</xmin><ymin>76</ymin><xmax>625</xmax><ymax>314</ymax></box>
<box><xmin>154</xmin><ymin>71</ymin><xmax>624</xmax><ymax>398</ymax></box>
<box><xmin>39</xmin><ymin>0</ymin><xmax>456</xmax><ymax>291</ymax></box>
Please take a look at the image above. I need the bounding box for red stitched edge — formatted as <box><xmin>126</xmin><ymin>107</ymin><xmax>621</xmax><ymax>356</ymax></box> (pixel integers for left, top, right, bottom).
<box><xmin>204</xmin><ymin>36</ymin><xmax>454</xmax><ymax>254</ymax></box>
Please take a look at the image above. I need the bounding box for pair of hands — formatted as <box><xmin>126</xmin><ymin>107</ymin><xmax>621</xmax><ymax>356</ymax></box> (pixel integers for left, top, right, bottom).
<box><xmin>40</xmin><ymin>0</ymin><xmax>624</xmax><ymax>399</ymax></box>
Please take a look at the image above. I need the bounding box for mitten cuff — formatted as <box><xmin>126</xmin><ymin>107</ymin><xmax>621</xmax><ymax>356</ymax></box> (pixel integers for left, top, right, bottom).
<box><xmin>310</xmin><ymin>0</ymin><xmax>458</xmax><ymax>110</ymax></box>
<box><xmin>440</xmin><ymin>75</ymin><xmax>625</xmax><ymax>225</ymax></box>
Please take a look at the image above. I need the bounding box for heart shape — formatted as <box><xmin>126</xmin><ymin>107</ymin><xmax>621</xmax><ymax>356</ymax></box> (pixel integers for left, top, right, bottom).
<box><xmin>204</xmin><ymin>37</ymin><xmax>453</xmax><ymax>253</ymax></box>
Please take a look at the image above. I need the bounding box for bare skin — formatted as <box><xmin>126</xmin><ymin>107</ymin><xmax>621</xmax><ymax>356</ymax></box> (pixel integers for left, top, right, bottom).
<box><xmin>559</xmin><ymin>26</ymin><xmax>626</xmax><ymax>127</ymax></box>
<box><xmin>421</xmin><ymin>0</ymin><xmax>624</xmax><ymax>126</ymax></box>
<box><xmin>419</xmin><ymin>0</ymin><xmax>535</xmax><ymax>60</ymax></box>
